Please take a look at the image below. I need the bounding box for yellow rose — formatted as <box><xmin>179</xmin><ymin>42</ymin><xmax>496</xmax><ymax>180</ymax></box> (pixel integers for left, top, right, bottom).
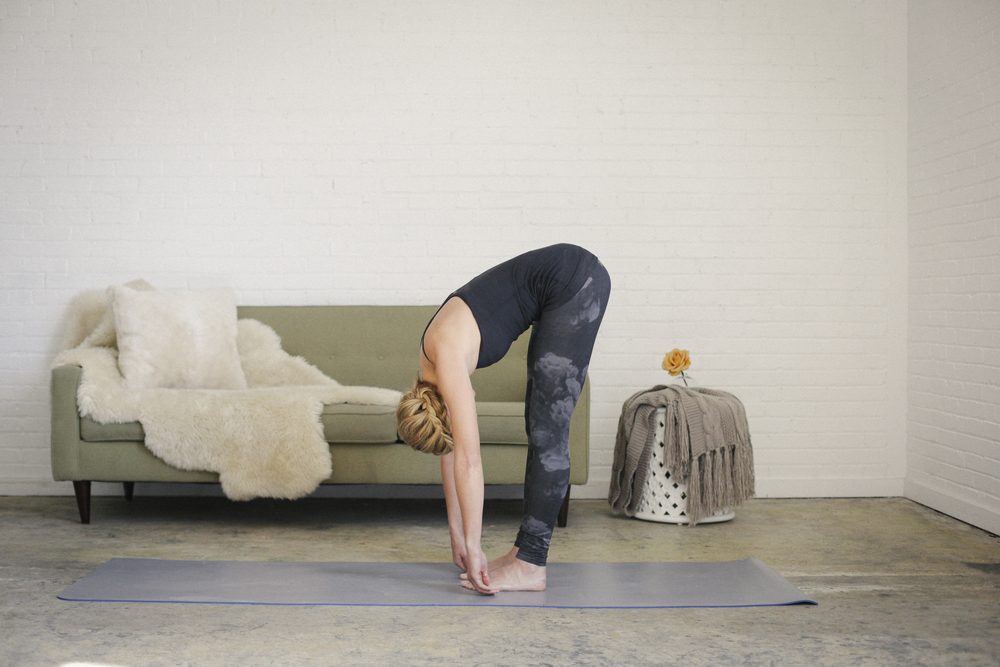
<box><xmin>661</xmin><ymin>348</ymin><xmax>691</xmax><ymax>376</ymax></box>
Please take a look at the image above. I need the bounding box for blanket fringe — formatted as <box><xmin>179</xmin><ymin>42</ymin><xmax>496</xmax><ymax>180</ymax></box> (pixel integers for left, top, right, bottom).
<box><xmin>685</xmin><ymin>434</ymin><xmax>756</xmax><ymax>525</ymax></box>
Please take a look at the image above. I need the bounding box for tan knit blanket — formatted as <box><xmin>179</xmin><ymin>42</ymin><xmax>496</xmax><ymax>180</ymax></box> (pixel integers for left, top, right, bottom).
<box><xmin>608</xmin><ymin>385</ymin><xmax>755</xmax><ymax>525</ymax></box>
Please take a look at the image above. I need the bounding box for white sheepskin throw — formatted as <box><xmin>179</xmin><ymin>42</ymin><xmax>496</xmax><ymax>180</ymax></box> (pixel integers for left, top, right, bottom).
<box><xmin>53</xmin><ymin>286</ymin><xmax>403</xmax><ymax>501</ymax></box>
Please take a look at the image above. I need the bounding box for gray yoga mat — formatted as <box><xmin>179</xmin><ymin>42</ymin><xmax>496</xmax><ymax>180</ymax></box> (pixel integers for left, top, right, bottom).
<box><xmin>59</xmin><ymin>558</ymin><xmax>815</xmax><ymax>608</ymax></box>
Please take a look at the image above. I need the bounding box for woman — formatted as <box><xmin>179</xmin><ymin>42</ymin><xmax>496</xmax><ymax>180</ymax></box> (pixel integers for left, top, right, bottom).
<box><xmin>395</xmin><ymin>243</ymin><xmax>611</xmax><ymax>594</ymax></box>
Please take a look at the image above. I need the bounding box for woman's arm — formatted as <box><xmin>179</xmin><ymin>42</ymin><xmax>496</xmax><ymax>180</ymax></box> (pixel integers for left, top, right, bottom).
<box><xmin>434</xmin><ymin>358</ymin><xmax>497</xmax><ymax>594</ymax></box>
<box><xmin>440</xmin><ymin>452</ymin><xmax>467</xmax><ymax>569</ymax></box>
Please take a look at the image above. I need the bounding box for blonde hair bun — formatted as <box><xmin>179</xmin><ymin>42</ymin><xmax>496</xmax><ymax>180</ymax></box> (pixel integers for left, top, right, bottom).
<box><xmin>396</xmin><ymin>378</ymin><xmax>454</xmax><ymax>455</ymax></box>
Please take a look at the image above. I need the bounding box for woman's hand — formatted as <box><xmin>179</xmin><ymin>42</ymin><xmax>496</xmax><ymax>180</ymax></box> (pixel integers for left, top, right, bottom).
<box><xmin>463</xmin><ymin>543</ymin><xmax>498</xmax><ymax>595</ymax></box>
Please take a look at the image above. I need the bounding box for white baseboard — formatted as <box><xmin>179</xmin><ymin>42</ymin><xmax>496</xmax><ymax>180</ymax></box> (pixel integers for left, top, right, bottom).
<box><xmin>0</xmin><ymin>480</ymin><xmax>75</xmax><ymax>496</ymax></box>
<box><xmin>752</xmin><ymin>477</ymin><xmax>905</xmax><ymax>498</ymax></box>
<box><xmin>577</xmin><ymin>476</ymin><xmax>905</xmax><ymax>499</ymax></box>
<box><xmin>904</xmin><ymin>478</ymin><xmax>1000</xmax><ymax>537</ymax></box>
<box><xmin>2</xmin><ymin>477</ymin><xmax>907</xmax><ymax>500</ymax></box>
<box><xmin>0</xmin><ymin>480</ymin><xmax>519</xmax><ymax>499</ymax></box>
<box><xmin>11</xmin><ymin>479</ymin><xmax>996</xmax><ymax>537</ymax></box>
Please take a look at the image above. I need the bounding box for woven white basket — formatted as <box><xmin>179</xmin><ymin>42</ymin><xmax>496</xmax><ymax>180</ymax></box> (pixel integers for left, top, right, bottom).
<box><xmin>634</xmin><ymin>407</ymin><xmax>735</xmax><ymax>525</ymax></box>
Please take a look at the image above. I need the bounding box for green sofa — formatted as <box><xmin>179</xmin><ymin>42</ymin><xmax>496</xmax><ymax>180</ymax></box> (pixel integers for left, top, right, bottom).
<box><xmin>51</xmin><ymin>305</ymin><xmax>590</xmax><ymax>524</ymax></box>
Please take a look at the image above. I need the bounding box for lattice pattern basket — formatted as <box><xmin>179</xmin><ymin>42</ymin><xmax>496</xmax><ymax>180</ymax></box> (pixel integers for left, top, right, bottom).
<box><xmin>634</xmin><ymin>407</ymin><xmax>736</xmax><ymax>524</ymax></box>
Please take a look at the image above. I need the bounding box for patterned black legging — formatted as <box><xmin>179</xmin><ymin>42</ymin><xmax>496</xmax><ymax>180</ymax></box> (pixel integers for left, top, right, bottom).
<box><xmin>514</xmin><ymin>262</ymin><xmax>611</xmax><ymax>566</ymax></box>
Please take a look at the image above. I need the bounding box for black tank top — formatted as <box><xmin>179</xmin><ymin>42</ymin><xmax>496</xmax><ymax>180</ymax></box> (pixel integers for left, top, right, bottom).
<box><xmin>421</xmin><ymin>243</ymin><xmax>601</xmax><ymax>369</ymax></box>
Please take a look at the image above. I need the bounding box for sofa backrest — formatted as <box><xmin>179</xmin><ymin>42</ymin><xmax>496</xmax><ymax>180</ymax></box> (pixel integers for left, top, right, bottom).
<box><xmin>237</xmin><ymin>305</ymin><xmax>529</xmax><ymax>402</ymax></box>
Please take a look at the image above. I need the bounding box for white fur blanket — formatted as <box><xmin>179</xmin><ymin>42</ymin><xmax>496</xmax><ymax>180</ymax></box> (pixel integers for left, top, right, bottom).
<box><xmin>53</xmin><ymin>285</ymin><xmax>402</xmax><ymax>501</ymax></box>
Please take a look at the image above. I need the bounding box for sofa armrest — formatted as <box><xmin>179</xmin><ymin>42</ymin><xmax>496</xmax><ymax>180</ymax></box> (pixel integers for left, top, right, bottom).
<box><xmin>51</xmin><ymin>364</ymin><xmax>83</xmax><ymax>481</ymax></box>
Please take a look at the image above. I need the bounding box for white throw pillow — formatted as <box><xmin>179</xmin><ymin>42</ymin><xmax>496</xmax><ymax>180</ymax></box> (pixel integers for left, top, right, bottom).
<box><xmin>111</xmin><ymin>286</ymin><xmax>248</xmax><ymax>390</ymax></box>
<box><xmin>75</xmin><ymin>278</ymin><xmax>157</xmax><ymax>350</ymax></box>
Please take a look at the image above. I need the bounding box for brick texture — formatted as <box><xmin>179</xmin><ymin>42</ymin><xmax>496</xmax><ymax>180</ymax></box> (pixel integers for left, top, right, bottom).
<box><xmin>0</xmin><ymin>0</ymin><xmax>908</xmax><ymax>500</ymax></box>
<box><xmin>907</xmin><ymin>0</ymin><xmax>1000</xmax><ymax>535</ymax></box>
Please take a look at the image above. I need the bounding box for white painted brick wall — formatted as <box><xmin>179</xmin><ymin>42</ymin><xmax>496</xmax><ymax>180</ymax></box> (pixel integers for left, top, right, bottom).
<box><xmin>906</xmin><ymin>0</ymin><xmax>1000</xmax><ymax>535</ymax></box>
<box><xmin>0</xmin><ymin>0</ymin><xmax>908</xmax><ymax>500</ymax></box>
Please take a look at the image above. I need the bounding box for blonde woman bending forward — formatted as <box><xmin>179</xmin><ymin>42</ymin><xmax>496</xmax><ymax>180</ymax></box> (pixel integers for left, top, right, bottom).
<box><xmin>396</xmin><ymin>244</ymin><xmax>611</xmax><ymax>594</ymax></box>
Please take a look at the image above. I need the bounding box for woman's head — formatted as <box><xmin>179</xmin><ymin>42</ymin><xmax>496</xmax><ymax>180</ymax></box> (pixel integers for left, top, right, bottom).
<box><xmin>396</xmin><ymin>377</ymin><xmax>454</xmax><ymax>455</ymax></box>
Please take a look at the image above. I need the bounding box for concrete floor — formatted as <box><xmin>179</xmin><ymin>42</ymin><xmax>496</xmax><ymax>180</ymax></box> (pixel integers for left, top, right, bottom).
<box><xmin>1</xmin><ymin>495</ymin><xmax>998</xmax><ymax>667</ymax></box>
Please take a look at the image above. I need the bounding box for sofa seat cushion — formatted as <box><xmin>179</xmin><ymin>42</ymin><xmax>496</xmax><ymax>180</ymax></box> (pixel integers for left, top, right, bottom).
<box><xmin>81</xmin><ymin>417</ymin><xmax>145</xmax><ymax>442</ymax></box>
<box><xmin>81</xmin><ymin>405</ymin><xmax>399</xmax><ymax>445</ymax></box>
<box><xmin>474</xmin><ymin>401</ymin><xmax>528</xmax><ymax>445</ymax></box>
<box><xmin>320</xmin><ymin>404</ymin><xmax>399</xmax><ymax>443</ymax></box>
<box><xmin>80</xmin><ymin>401</ymin><xmax>529</xmax><ymax>446</ymax></box>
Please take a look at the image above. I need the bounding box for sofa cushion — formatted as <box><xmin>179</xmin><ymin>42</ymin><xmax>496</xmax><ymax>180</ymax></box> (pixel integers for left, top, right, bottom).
<box><xmin>320</xmin><ymin>404</ymin><xmax>400</xmax><ymax>444</ymax></box>
<box><xmin>323</xmin><ymin>401</ymin><xmax>528</xmax><ymax>446</ymax></box>
<box><xmin>81</xmin><ymin>406</ymin><xmax>399</xmax><ymax>445</ymax></box>
<box><xmin>80</xmin><ymin>417</ymin><xmax>146</xmax><ymax>442</ymax></box>
<box><xmin>80</xmin><ymin>401</ymin><xmax>529</xmax><ymax>446</ymax></box>
<box><xmin>474</xmin><ymin>401</ymin><xmax>529</xmax><ymax>445</ymax></box>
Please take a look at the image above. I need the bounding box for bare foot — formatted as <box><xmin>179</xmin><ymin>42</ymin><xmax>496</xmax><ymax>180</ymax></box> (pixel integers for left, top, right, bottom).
<box><xmin>459</xmin><ymin>547</ymin><xmax>519</xmax><ymax>581</ymax></box>
<box><xmin>460</xmin><ymin>556</ymin><xmax>546</xmax><ymax>592</ymax></box>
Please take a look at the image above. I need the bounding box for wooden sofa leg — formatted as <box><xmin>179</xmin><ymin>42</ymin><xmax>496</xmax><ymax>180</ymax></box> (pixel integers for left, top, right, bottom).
<box><xmin>123</xmin><ymin>482</ymin><xmax>135</xmax><ymax>501</ymax></box>
<box><xmin>557</xmin><ymin>485</ymin><xmax>571</xmax><ymax>528</ymax></box>
<box><xmin>73</xmin><ymin>481</ymin><xmax>91</xmax><ymax>524</ymax></box>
